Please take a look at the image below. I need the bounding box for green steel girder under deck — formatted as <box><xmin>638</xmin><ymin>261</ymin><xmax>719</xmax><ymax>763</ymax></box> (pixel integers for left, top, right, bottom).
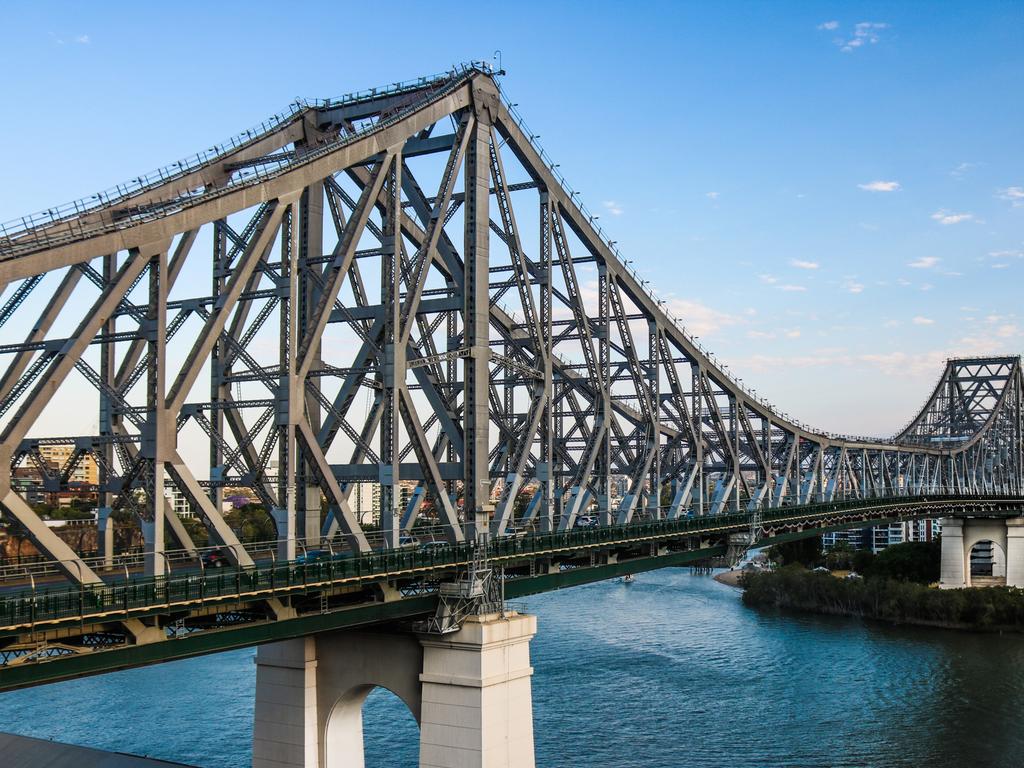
<box><xmin>1</xmin><ymin>493</ymin><xmax>1022</xmax><ymax>691</ymax></box>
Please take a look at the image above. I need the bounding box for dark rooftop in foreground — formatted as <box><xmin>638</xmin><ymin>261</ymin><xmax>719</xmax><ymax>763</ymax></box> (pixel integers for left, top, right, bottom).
<box><xmin>0</xmin><ymin>732</ymin><xmax>199</xmax><ymax>768</ymax></box>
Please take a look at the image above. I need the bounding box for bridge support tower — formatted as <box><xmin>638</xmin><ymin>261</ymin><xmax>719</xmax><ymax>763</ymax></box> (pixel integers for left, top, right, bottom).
<box><xmin>252</xmin><ymin>612</ymin><xmax>537</xmax><ymax>768</ymax></box>
<box><xmin>940</xmin><ymin>516</ymin><xmax>1024</xmax><ymax>588</ymax></box>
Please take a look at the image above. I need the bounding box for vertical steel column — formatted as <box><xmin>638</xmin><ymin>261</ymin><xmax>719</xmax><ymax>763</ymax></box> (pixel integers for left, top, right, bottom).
<box><xmin>647</xmin><ymin>320</ymin><xmax>662</xmax><ymax>519</ymax></box>
<box><xmin>595</xmin><ymin>264</ymin><xmax>611</xmax><ymax>526</ymax></box>
<box><xmin>380</xmin><ymin>154</ymin><xmax>404</xmax><ymax>548</ymax></box>
<box><xmin>275</xmin><ymin>205</ymin><xmax>299</xmax><ymax>561</ymax></box>
<box><xmin>142</xmin><ymin>249</ymin><xmax>168</xmax><ymax>577</ymax></box>
<box><xmin>209</xmin><ymin>221</ymin><xmax>228</xmax><ymax>516</ymax></box>
<box><xmin>538</xmin><ymin>192</ymin><xmax>555</xmax><ymax>532</ymax></box>
<box><xmin>97</xmin><ymin>254</ymin><xmax>117</xmax><ymax>566</ymax></box>
<box><xmin>298</xmin><ymin>182</ymin><xmax>324</xmax><ymax>547</ymax></box>
<box><xmin>464</xmin><ymin>101</ymin><xmax>493</xmax><ymax>540</ymax></box>
<box><xmin>692</xmin><ymin>364</ymin><xmax>704</xmax><ymax>514</ymax></box>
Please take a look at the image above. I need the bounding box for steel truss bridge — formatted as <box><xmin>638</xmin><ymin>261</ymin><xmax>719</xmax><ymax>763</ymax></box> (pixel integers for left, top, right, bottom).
<box><xmin>0</xmin><ymin>63</ymin><xmax>1021</xmax><ymax>689</ymax></box>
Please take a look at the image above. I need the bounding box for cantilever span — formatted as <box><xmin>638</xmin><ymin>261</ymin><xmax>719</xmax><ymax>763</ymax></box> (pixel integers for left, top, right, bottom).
<box><xmin>0</xmin><ymin>64</ymin><xmax>1022</xmax><ymax>687</ymax></box>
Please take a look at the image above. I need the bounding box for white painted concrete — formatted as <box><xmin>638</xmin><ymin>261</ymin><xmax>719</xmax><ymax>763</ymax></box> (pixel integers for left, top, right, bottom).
<box><xmin>940</xmin><ymin>517</ymin><xmax>1024</xmax><ymax>588</ymax></box>
<box><xmin>1005</xmin><ymin>517</ymin><xmax>1024</xmax><ymax>587</ymax></box>
<box><xmin>419</xmin><ymin>613</ymin><xmax>537</xmax><ymax>768</ymax></box>
<box><xmin>252</xmin><ymin>614</ymin><xmax>538</xmax><ymax>768</ymax></box>
<box><xmin>939</xmin><ymin>518</ymin><xmax>965</xmax><ymax>589</ymax></box>
<box><xmin>253</xmin><ymin>630</ymin><xmax>423</xmax><ymax>768</ymax></box>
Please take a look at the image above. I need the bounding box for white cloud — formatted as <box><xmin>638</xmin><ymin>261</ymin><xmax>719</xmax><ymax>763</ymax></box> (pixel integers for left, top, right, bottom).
<box><xmin>838</xmin><ymin>21</ymin><xmax>888</xmax><ymax>52</ymax></box>
<box><xmin>992</xmin><ymin>263</ymin><xmax>1011</xmax><ymax>269</ymax></box>
<box><xmin>818</xmin><ymin>20</ymin><xmax>839</xmax><ymax>30</ymax></box>
<box><xmin>602</xmin><ymin>200</ymin><xmax>623</xmax><ymax>216</ymax></box>
<box><xmin>844</xmin><ymin>281</ymin><xmax>865</xmax><ymax>294</ymax></box>
<box><xmin>785</xmin><ymin>329</ymin><xmax>802</xmax><ymax>338</ymax></box>
<box><xmin>912</xmin><ymin>316</ymin><xmax>934</xmax><ymax>325</ymax></box>
<box><xmin>664</xmin><ymin>297</ymin><xmax>739</xmax><ymax>337</ymax></box>
<box><xmin>790</xmin><ymin>258</ymin><xmax>819</xmax><ymax>270</ymax></box>
<box><xmin>996</xmin><ymin>323</ymin><xmax>1021</xmax><ymax>338</ymax></box>
<box><xmin>907</xmin><ymin>256</ymin><xmax>939</xmax><ymax>269</ymax></box>
<box><xmin>951</xmin><ymin>162</ymin><xmax>978</xmax><ymax>179</ymax></box>
<box><xmin>705</xmin><ymin>191</ymin><xmax>720</xmax><ymax>200</ymax></box>
<box><xmin>759</xmin><ymin>274</ymin><xmax>778</xmax><ymax>285</ymax></box>
<box><xmin>747</xmin><ymin>330</ymin><xmax>776</xmax><ymax>340</ymax></box>
<box><xmin>779</xmin><ymin>284</ymin><xmax>807</xmax><ymax>292</ymax></box>
<box><xmin>75</xmin><ymin>34</ymin><xmax>90</xmax><ymax>44</ymax></box>
<box><xmin>997</xmin><ymin>186</ymin><xmax>1024</xmax><ymax>207</ymax></box>
<box><xmin>858</xmin><ymin>180</ymin><xmax>900</xmax><ymax>192</ymax></box>
<box><xmin>931</xmin><ymin>209</ymin><xmax>975</xmax><ymax>225</ymax></box>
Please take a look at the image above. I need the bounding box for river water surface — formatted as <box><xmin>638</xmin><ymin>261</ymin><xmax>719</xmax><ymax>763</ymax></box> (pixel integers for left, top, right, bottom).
<box><xmin>2</xmin><ymin>569</ymin><xmax>1023</xmax><ymax>767</ymax></box>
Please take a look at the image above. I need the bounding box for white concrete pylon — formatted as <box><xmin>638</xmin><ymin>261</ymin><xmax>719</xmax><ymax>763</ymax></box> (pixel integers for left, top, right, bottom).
<box><xmin>418</xmin><ymin>613</ymin><xmax>537</xmax><ymax>768</ymax></box>
<box><xmin>251</xmin><ymin>614</ymin><xmax>538</xmax><ymax>768</ymax></box>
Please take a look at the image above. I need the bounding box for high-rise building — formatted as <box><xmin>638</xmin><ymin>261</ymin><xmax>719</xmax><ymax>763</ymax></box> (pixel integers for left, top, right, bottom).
<box><xmin>37</xmin><ymin>445</ymin><xmax>99</xmax><ymax>486</ymax></box>
<box><xmin>823</xmin><ymin>519</ymin><xmax>942</xmax><ymax>553</ymax></box>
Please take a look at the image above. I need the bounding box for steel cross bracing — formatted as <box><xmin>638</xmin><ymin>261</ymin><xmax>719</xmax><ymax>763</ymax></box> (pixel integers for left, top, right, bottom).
<box><xmin>0</xmin><ymin>64</ymin><xmax>1021</xmax><ymax>624</ymax></box>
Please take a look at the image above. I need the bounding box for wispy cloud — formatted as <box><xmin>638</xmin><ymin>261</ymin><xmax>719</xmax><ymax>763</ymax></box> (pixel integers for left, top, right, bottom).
<box><xmin>951</xmin><ymin>162</ymin><xmax>978</xmax><ymax>179</ymax></box>
<box><xmin>907</xmin><ymin>256</ymin><xmax>939</xmax><ymax>269</ymax></box>
<box><xmin>931</xmin><ymin>209</ymin><xmax>975</xmax><ymax>225</ymax></box>
<box><xmin>838</xmin><ymin>21</ymin><xmax>889</xmax><ymax>52</ymax></box>
<box><xmin>912</xmin><ymin>316</ymin><xmax>934</xmax><ymax>326</ymax></box>
<box><xmin>818</xmin><ymin>20</ymin><xmax>839</xmax><ymax>31</ymax></box>
<box><xmin>858</xmin><ymin>180</ymin><xmax>900</xmax><ymax>192</ymax></box>
<box><xmin>779</xmin><ymin>284</ymin><xmax>807</xmax><ymax>292</ymax></box>
<box><xmin>843</xmin><ymin>280</ymin><xmax>865</xmax><ymax>294</ymax></box>
<box><xmin>51</xmin><ymin>32</ymin><xmax>90</xmax><ymax>45</ymax></box>
<box><xmin>759</xmin><ymin>274</ymin><xmax>778</xmax><ymax>285</ymax></box>
<box><xmin>664</xmin><ymin>297</ymin><xmax>739</xmax><ymax>336</ymax></box>
<box><xmin>790</xmin><ymin>258</ymin><xmax>819</xmax><ymax>270</ymax></box>
<box><xmin>602</xmin><ymin>200</ymin><xmax>623</xmax><ymax>216</ymax></box>
<box><xmin>997</xmin><ymin>186</ymin><xmax>1024</xmax><ymax>207</ymax></box>
<box><xmin>705</xmin><ymin>191</ymin><xmax>720</xmax><ymax>200</ymax></box>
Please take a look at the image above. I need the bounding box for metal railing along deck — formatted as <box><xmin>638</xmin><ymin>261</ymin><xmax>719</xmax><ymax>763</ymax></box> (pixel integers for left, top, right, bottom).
<box><xmin>2</xmin><ymin>493</ymin><xmax>1019</xmax><ymax>633</ymax></box>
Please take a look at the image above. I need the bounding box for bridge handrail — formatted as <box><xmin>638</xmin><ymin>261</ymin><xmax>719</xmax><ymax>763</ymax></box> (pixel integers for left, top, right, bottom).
<box><xmin>1</xmin><ymin>493</ymin><xmax>1019</xmax><ymax>632</ymax></box>
<box><xmin>0</xmin><ymin>62</ymin><xmax>496</xmax><ymax>258</ymax></box>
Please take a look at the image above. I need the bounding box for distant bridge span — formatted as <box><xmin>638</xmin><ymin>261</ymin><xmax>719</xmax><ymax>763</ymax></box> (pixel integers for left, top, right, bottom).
<box><xmin>0</xmin><ymin>64</ymin><xmax>1021</xmax><ymax>710</ymax></box>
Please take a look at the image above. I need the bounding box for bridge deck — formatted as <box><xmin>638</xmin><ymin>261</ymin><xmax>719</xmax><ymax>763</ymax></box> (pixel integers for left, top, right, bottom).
<box><xmin>1</xmin><ymin>494</ymin><xmax>1021</xmax><ymax>691</ymax></box>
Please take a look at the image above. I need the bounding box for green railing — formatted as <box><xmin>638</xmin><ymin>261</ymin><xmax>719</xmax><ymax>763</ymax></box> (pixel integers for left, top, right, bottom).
<box><xmin>1</xmin><ymin>494</ymin><xmax>1018</xmax><ymax>631</ymax></box>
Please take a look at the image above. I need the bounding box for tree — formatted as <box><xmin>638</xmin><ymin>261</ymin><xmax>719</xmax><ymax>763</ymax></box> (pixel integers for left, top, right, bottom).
<box><xmin>866</xmin><ymin>540</ymin><xmax>940</xmax><ymax>584</ymax></box>
<box><xmin>767</xmin><ymin>536</ymin><xmax>822</xmax><ymax>567</ymax></box>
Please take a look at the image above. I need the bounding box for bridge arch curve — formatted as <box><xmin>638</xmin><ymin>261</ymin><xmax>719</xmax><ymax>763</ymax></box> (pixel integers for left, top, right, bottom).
<box><xmin>323</xmin><ymin>682</ymin><xmax>420</xmax><ymax>768</ymax></box>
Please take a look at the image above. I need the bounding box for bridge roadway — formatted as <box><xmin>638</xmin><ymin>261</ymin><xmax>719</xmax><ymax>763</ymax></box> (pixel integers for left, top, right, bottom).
<box><xmin>1</xmin><ymin>493</ymin><xmax>1021</xmax><ymax>692</ymax></box>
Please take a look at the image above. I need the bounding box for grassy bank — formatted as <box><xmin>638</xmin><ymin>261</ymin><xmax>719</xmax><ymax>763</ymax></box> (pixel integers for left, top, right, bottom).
<box><xmin>741</xmin><ymin>566</ymin><xmax>1024</xmax><ymax>631</ymax></box>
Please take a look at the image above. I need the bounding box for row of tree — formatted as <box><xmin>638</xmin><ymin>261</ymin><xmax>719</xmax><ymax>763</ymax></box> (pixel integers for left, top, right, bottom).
<box><xmin>741</xmin><ymin>564</ymin><xmax>1024</xmax><ymax>629</ymax></box>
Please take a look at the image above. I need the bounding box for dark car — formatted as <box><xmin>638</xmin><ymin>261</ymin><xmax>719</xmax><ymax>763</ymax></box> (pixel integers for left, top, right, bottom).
<box><xmin>202</xmin><ymin>549</ymin><xmax>231</xmax><ymax>569</ymax></box>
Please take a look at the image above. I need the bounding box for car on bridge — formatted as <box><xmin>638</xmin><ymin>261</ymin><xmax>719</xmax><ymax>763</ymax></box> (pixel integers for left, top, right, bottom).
<box><xmin>201</xmin><ymin>549</ymin><xmax>231</xmax><ymax>569</ymax></box>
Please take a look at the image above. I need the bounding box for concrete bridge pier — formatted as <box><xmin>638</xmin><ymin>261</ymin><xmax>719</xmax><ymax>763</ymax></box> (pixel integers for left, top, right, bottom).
<box><xmin>940</xmin><ymin>516</ymin><xmax>1024</xmax><ymax>588</ymax></box>
<box><xmin>252</xmin><ymin>612</ymin><xmax>537</xmax><ymax>768</ymax></box>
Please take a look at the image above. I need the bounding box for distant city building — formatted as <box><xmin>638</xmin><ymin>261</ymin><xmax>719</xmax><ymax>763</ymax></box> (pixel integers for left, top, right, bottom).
<box><xmin>37</xmin><ymin>445</ymin><xmax>99</xmax><ymax>485</ymax></box>
<box><xmin>350</xmin><ymin>482</ymin><xmax>381</xmax><ymax>526</ymax></box>
<box><xmin>823</xmin><ymin>519</ymin><xmax>942</xmax><ymax>553</ymax></box>
<box><xmin>165</xmin><ymin>485</ymin><xmax>195</xmax><ymax>519</ymax></box>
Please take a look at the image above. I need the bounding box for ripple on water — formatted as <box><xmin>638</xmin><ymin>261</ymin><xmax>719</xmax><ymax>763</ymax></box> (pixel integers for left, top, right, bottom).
<box><xmin>1</xmin><ymin>570</ymin><xmax>1023</xmax><ymax>768</ymax></box>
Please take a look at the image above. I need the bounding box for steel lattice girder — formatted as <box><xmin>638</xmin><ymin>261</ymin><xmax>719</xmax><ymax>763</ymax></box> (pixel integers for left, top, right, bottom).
<box><xmin>0</xmin><ymin>63</ymin><xmax>1020</xmax><ymax>596</ymax></box>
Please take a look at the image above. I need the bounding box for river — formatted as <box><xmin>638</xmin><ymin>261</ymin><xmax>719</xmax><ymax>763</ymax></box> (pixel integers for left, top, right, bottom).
<box><xmin>2</xmin><ymin>569</ymin><xmax>1023</xmax><ymax>767</ymax></box>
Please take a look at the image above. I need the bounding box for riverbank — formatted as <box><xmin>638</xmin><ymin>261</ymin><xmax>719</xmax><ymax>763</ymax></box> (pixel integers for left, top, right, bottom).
<box><xmin>714</xmin><ymin>569</ymin><xmax>745</xmax><ymax>587</ymax></box>
<box><xmin>741</xmin><ymin>565</ymin><xmax>1024</xmax><ymax>632</ymax></box>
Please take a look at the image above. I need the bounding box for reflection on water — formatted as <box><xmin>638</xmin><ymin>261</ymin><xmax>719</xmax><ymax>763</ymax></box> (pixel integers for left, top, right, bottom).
<box><xmin>1</xmin><ymin>570</ymin><xmax>1023</xmax><ymax>767</ymax></box>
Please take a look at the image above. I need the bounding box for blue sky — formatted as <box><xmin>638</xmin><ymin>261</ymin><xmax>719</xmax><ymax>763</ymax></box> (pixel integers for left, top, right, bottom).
<box><xmin>1</xmin><ymin>1</ymin><xmax>1022</xmax><ymax>436</ymax></box>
